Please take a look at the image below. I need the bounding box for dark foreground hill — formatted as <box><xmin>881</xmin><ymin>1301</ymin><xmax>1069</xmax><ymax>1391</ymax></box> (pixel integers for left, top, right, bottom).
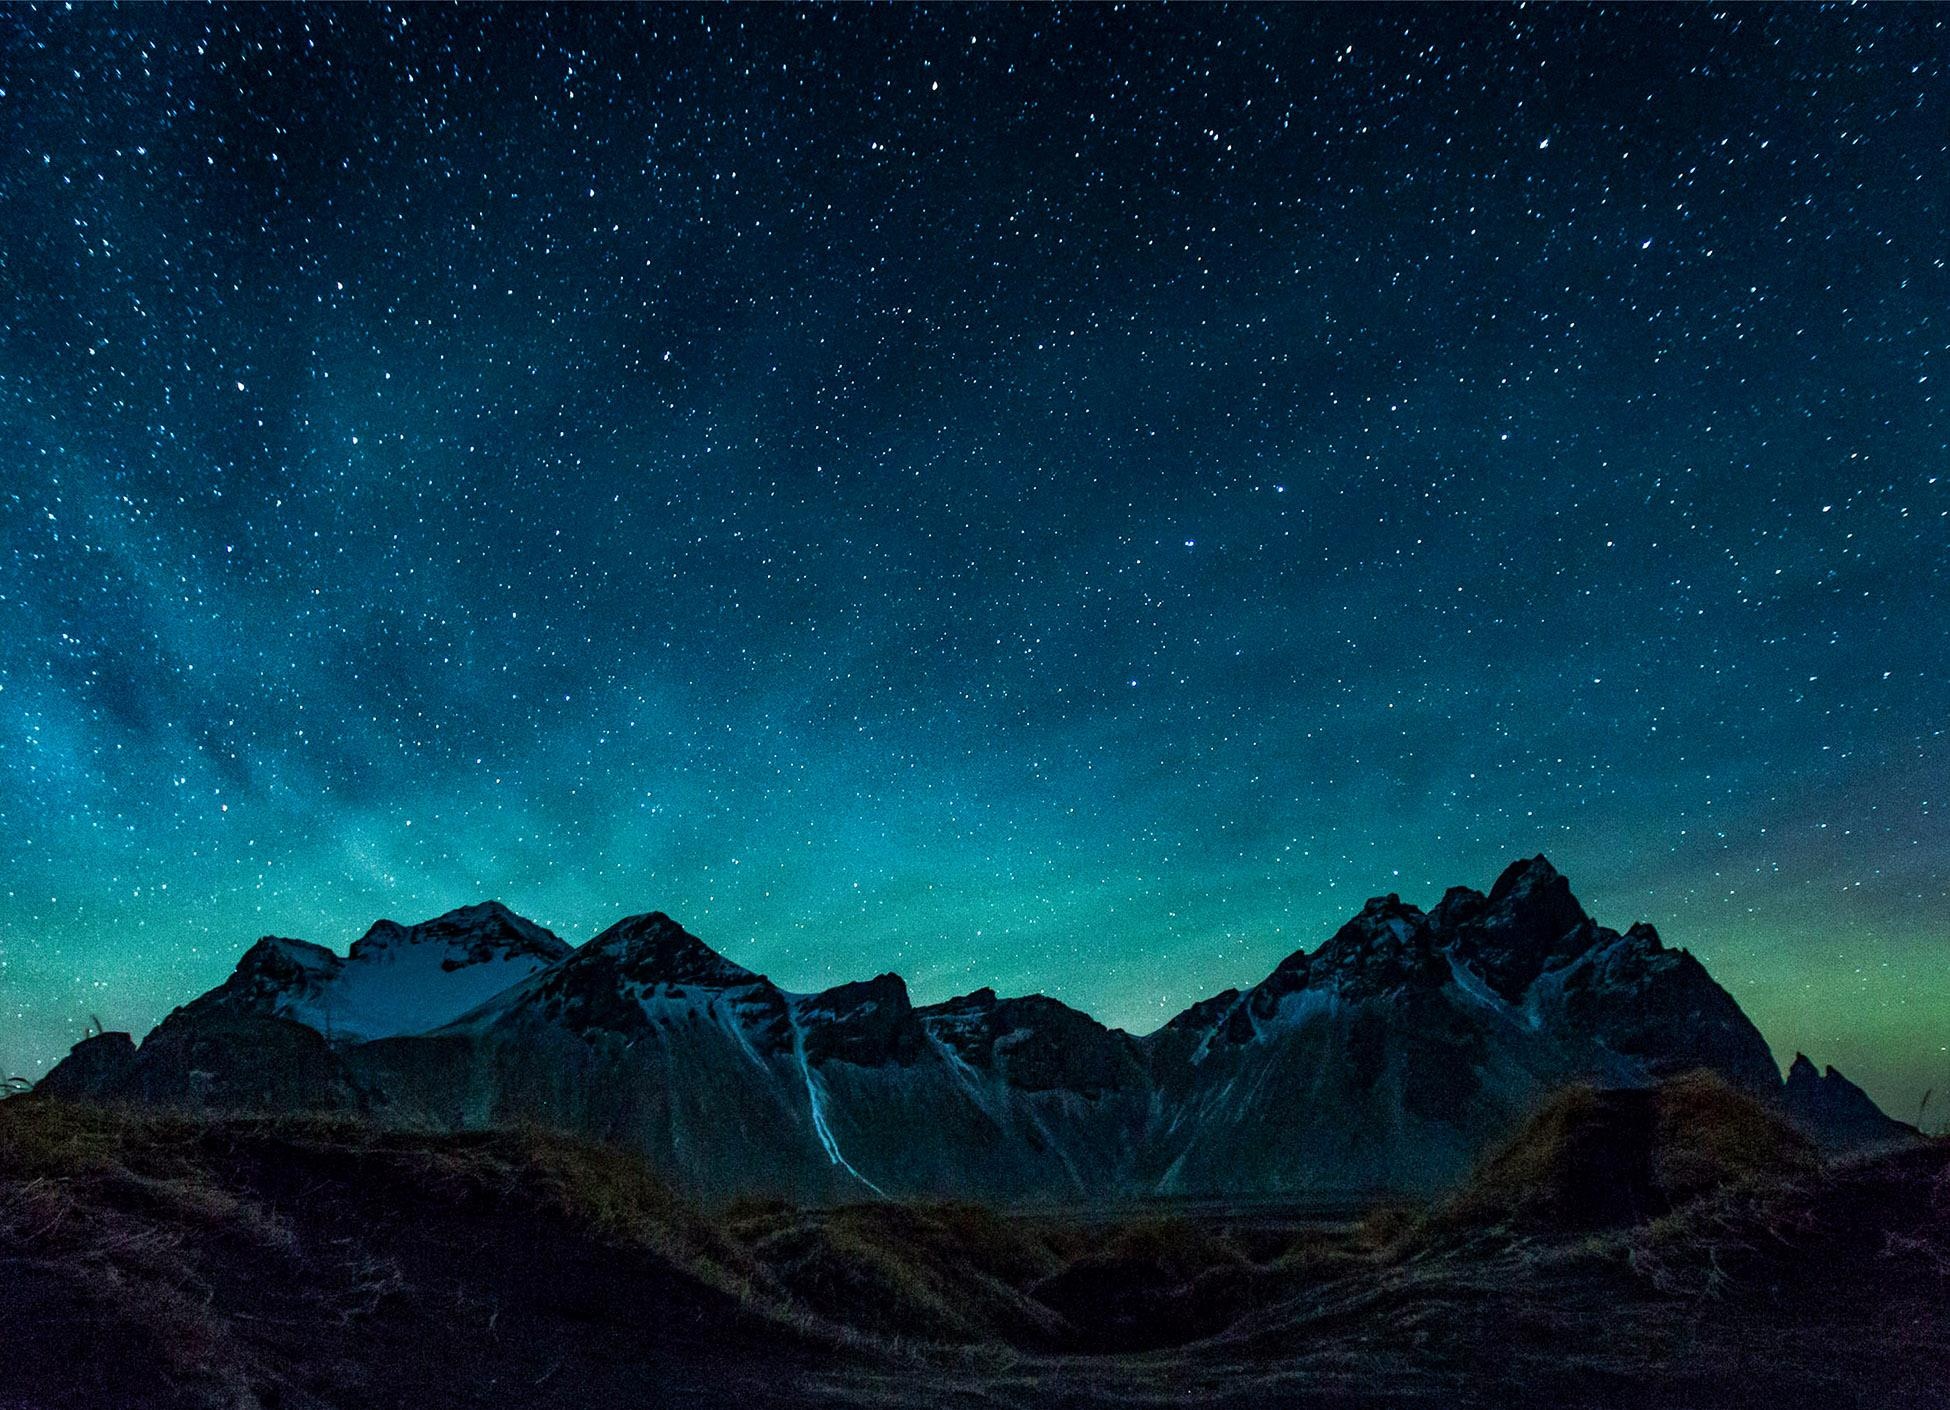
<box><xmin>38</xmin><ymin>858</ymin><xmax>1912</xmax><ymax>1204</ymax></box>
<box><xmin>2</xmin><ymin>1089</ymin><xmax>1946</xmax><ymax>1410</ymax></box>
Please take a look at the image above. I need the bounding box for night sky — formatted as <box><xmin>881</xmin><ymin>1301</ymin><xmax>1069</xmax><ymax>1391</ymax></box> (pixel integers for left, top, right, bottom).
<box><xmin>2</xmin><ymin>5</ymin><xmax>1945</xmax><ymax>1113</ymax></box>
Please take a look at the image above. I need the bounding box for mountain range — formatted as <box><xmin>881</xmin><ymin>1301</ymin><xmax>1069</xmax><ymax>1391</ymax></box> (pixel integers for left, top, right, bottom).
<box><xmin>38</xmin><ymin>857</ymin><xmax>1910</xmax><ymax>1203</ymax></box>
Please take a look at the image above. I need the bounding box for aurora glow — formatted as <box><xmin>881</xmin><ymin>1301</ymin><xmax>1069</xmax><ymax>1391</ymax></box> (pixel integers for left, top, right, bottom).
<box><xmin>1</xmin><ymin>5</ymin><xmax>1944</xmax><ymax>1114</ymax></box>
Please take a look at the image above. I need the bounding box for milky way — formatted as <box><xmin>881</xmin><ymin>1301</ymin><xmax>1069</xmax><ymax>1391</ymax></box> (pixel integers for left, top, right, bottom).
<box><xmin>1</xmin><ymin>5</ymin><xmax>1944</xmax><ymax>1111</ymax></box>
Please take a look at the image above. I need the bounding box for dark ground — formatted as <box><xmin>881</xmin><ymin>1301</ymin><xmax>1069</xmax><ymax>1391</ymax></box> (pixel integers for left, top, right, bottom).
<box><xmin>1</xmin><ymin>1091</ymin><xmax>1945</xmax><ymax>1410</ymax></box>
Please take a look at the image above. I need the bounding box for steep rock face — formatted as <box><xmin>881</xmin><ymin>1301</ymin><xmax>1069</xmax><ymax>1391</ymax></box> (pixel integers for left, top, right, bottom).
<box><xmin>798</xmin><ymin>974</ymin><xmax>929</xmax><ymax>1068</ymax></box>
<box><xmin>1137</xmin><ymin>888</ymin><xmax>1586</xmax><ymax>1197</ymax></box>
<box><xmin>1436</xmin><ymin>856</ymin><xmax>1596</xmax><ymax>999</ymax></box>
<box><xmin>1547</xmin><ymin>922</ymin><xmax>1783</xmax><ymax>1093</ymax></box>
<box><xmin>37</xmin><ymin>860</ymin><xmax>1911</xmax><ymax>1202</ymax></box>
<box><xmin>918</xmin><ymin>988</ymin><xmax>1147</xmax><ymax>1098</ymax></box>
<box><xmin>191</xmin><ymin>935</ymin><xmax>345</xmax><ymax>1025</ymax></box>
<box><xmin>500</xmin><ymin>910</ymin><xmax>791</xmax><ymax>1048</ymax></box>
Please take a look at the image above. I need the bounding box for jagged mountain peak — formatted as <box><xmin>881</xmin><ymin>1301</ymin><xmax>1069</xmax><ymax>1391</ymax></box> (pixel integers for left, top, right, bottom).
<box><xmin>451</xmin><ymin>899</ymin><xmax>525</xmax><ymax>923</ymax></box>
<box><xmin>184</xmin><ymin>936</ymin><xmax>345</xmax><ymax>1026</ymax></box>
<box><xmin>802</xmin><ymin>971</ymin><xmax>911</xmax><ymax>1014</ymax></box>
<box><xmin>181</xmin><ymin>907</ymin><xmax>572</xmax><ymax>1045</ymax></box>
<box><xmin>1188</xmin><ymin>863</ymin><xmax>1592</xmax><ymax>1039</ymax></box>
<box><xmin>580</xmin><ymin>911</ymin><xmax>761</xmax><ymax>988</ymax></box>
<box><xmin>1265</xmin><ymin>892</ymin><xmax>1444</xmax><ymax>1002</ymax></box>
<box><xmin>1780</xmin><ymin>1050</ymin><xmax>1915</xmax><ymax>1151</ymax></box>
<box><xmin>1171</xmin><ymin>858</ymin><xmax>1665</xmax><ymax>1050</ymax></box>
<box><xmin>235</xmin><ymin>934</ymin><xmax>342</xmax><ymax>982</ymax></box>
<box><xmin>1337</xmin><ymin>891</ymin><xmax>1429</xmax><ymax>939</ymax></box>
<box><xmin>1487</xmin><ymin>853</ymin><xmax>1565</xmax><ymax>903</ymax></box>
<box><xmin>1784</xmin><ymin>1050</ymin><xmax>1877</xmax><ymax>1102</ymax></box>
<box><xmin>423</xmin><ymin>898</ymin><xmax>555</xmax><ymax>940</ymax></box>
<box><xmin>1444</xmin><ymin>855</ymin><xmax>1597</xmax><ymax>1000</ymax></box>
<box><xmin>1483</xmin><ymin>854</ymin><xmax>1588</xmax><ymax>934</ymax></box>
<box><xmin>351</xmin><ymin>919</ymin><xmax>412</xmax><ymax>953</ymax></box>
<box><xmin>491</xmin><ymin>912</ymin><xmax>782</xmax><ymax>1043</ymax></box>
<box><xmin>349</xmin><ymin>901</ymin><xmax>568</xmax><ymax>966</ymax></box>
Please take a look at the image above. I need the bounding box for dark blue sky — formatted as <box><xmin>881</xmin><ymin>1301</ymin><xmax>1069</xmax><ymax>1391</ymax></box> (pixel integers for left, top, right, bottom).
<box><xmin>2</xmin><ymin>5</ymin><xmax>1944</xmax><ymax>1112</ymax></box>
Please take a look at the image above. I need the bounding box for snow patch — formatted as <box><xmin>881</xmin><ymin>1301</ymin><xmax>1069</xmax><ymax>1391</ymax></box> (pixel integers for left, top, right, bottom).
<box><xmin>278</xmin><ymin>942</ymin><xmax>553</xmax><ymax>1042</ymax></box>
<box><xmin>1444</xmin><ymin>951</ymin><xmax>1528</xmax><ymax>1026</ymax></box>
<box><xmin>787</xmin><ymin>998</ymin><xmax>885</xmax><ymax>1197</ymax></box>
<box><xmin>1262</xmin><ymin>984</ymin><xmax>1339</xmax><ymax>1033</ymax></box>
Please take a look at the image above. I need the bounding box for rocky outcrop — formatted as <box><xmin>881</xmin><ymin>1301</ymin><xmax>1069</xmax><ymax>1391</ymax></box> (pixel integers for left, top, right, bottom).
<box><xmin>1779</xmin><ymin>1053</ymin><xmax>1915</xmax><ymax>1152</ymax></box>
<box><xmin>31</xmin><ymin>1030</ymin><xmax>138</xmax><ymax>1100</ymax></box>
<box><xmin>917</xmin><ymin>988</ymin><xmax>1147</xmax><ymax>1097</ymax></box>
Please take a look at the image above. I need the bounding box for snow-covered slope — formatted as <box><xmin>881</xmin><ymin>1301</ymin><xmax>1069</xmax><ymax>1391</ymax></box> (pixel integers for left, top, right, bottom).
<box><xmin>168</xmin><ymin>901</ymin><xmax>571</xmax><ymax>1043</ymax></box>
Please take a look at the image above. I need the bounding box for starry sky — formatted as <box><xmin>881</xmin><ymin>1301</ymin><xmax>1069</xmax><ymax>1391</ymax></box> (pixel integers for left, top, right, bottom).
<box><xmin>1</xmin><ymin>5</ymin><xmax>1945</xmax><ymax>1114</ymax></box>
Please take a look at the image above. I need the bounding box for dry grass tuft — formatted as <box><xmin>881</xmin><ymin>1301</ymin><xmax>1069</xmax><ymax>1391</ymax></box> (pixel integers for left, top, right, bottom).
<box><xmin>1437</xmin><ymin>1071</ymin><xmax>1816</xmax><ymax>1236</ymax></box>
<box><xmin>0</xmin><ymin>1102</ymin><xmax>296</xmax><ymax>1405</ymax></box>
<box><xmin>730</xmin><ymin>1199</ymin><xmax>1072</xmax><ymax>1344</ymax></box>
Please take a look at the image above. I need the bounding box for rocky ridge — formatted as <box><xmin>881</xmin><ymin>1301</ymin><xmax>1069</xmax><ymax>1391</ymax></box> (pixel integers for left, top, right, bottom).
<box><xmin>38</xmin><ymin>857</ymin><xmax>1914</xmax><ymax>1203</ymax></box>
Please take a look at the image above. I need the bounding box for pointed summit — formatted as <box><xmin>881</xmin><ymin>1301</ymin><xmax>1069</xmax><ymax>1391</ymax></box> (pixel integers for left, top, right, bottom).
<box><xmin>1335</xmin><ymin>892</ymin><xmax>1429</xmax><ymax>942</ymax></box>
<box><xmin>1444</xmin><ymin>855</ymin><xmax>1596</xmax><ymax>1000</ymax></box>
<box><xmin>582</xmin><ymin>912</ymin><xmax>760</xmax><ymax>989</ymax></box>
<box><xmin>1282</xmin><ymin>893</ymin><xmax>1442</xmax><ymax>1000</ymax></box>
<box><xmin>169</xmin><ymin>935</ymin><xmax>344</xmax><ymax>1030</ymax></box>
<box><xmin>234</xmin><ymin>934</ymin><xmax>343</xmax><ymax>987</ymax></box>
<box><xmin>349</xmin><ymin>901</ymin><xmax>569</xmax><ymax>966</ymax></box>
<box><xmin>1483</xmin><ymin>855</ymin><xmax>1590</xmax><ymax>938</ymax></box>
<box><xmin>485</xmin><ymin>911</ymin><xmax>783</xmax><ymax>1045</ymax></box>
<box><xmin>427</xmin><ymin>899</ymin><xmax>561</xmax><ymax>943</ymax></box>
<box><xmin>1487</xmin><ymin>853</ymin><xmax>1563</xmax><ymax>903</ymax></box>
